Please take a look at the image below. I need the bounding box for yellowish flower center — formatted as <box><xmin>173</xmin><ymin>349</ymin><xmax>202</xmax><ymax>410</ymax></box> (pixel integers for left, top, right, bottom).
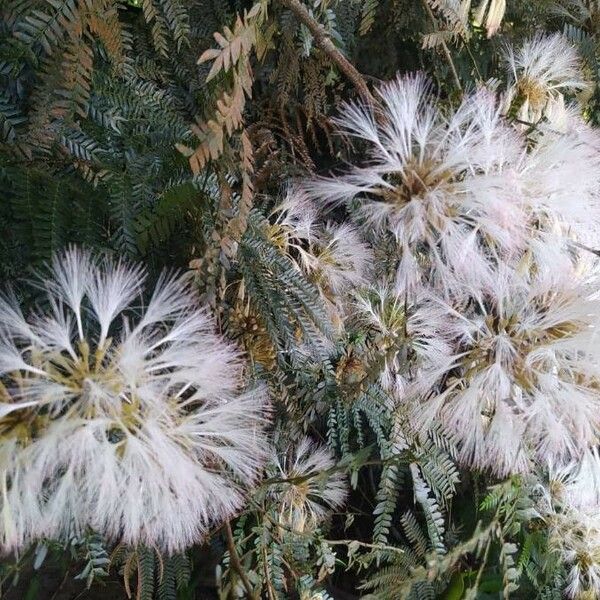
<box><xmin>463</xmin><ymin>306</ymin><xmax>582</xmax><ymax>396</ymax></box>
<box><xmin>380</xmin><ymin>159</ymin><xmax>455</xmax><ymax>208</ymax></box>
<box><xmin>517</xmin><ymin>76</ymin><xmax>548</xmax><ymax>112</ymax></box>
<box><xmin>0</xmin><ymin>339</ymin><xmax>144</xmax><ymax>446</ymax></box>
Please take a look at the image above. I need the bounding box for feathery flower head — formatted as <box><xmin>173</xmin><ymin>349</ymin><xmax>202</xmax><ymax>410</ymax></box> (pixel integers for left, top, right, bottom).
<box><xmin>354</xmin><ymin>287</ymin><xmax>453</xmax><ymax>395</ymax></box>
<box><xmin>304</xmin><ymin>73</ymin><xmax>523</xmax><ymax>294</ymax></box>
<box><xmin>540</xmin><ymin>452</ymin><xmax>600</xmax><ymax>598</ymax></box>
<box><xmin>0</xmin><ymin>248</ymin><xmax>268</xmax><ymax>553</ymax></box>
<box><xmin>546</xmin><ymin>450</ymin><xmax>600</xmax><ymax>513</ymax></box>
<box><xmin>270</xmin><ymin>189</ymin><xmax>373</xmax><ymax>329</ymax></box>
<box><xmin>270</xmin><ymin>189</ymin><xmax>372</xmax><ymax>292</ymax></box>
<box><xmin>268</xmin><ymin>437</ymin><xmax>347</xmax><ymax>533</ymax></box>
<box><xmin>557</xmin><ymin>512</ymin><xmax>600</xmax><ymax>599</ymax></box>
<box><xmin>517</xmin><ymin>118</ymin><xmax>600</xmax><ymax>247</ymax></box>
<box><xmin>302</xmin><ymin>223</ymin><xmax>373</xmax><ymax>298</ymax></box>
<box><xmin>416</xmin><ymin>266</ymin><xmax>600</xmax><ymax>476</ymax></box>
<box><xmin>269</xmin><ymin>188</ymin><xmax>318</xmax><ymax>254</ymax></box>
<box><xmin>504</xmin><ymin>33</ymin><xmax>587</xmax><ymax>122</ymax></box>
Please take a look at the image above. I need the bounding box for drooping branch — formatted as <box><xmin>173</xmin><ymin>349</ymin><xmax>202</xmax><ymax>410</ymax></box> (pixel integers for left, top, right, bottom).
<box><xmin>277</xmin><ymin>0</ymin><xmax>376</xmax><ymax>105</ymax></box>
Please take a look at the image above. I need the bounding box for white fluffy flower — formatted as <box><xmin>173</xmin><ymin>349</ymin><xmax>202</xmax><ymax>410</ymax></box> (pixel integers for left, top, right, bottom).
<box><xmin>540</xmin><ymin>452</ymin><xmax>600</xmax><ymax>598</ymax></box>
<box><xmin>269</xmin><ymin>188</ymin><xmax>319</xmax><ymax>256</ymax></box>
<box><xmin>354</xmin><ymin>287</ymin><xmax>453</xmax><ymax>396</ymax></box>
<box><xmin>303</xmin><ymin>73</ymin><xmax>524</xmax><ymax>295</ymax></box>
<box><xmin>271</xmin><ymin>189</ymin><xmax>372</xmax><ymax>293</ymax></box>
<box><xmin>0</xmin><ymin>248</ymin><xmax>268</xmax><ymax>553</ymax></box>
<box><xmin>415</xmin><ymin>267</ymin><xmax>600</xmax><ymax>476</ymax></box>
<box><xmin>517</xmin><ymin>116</ymin><xmax>600</xmax><ymax>247</ymax></box>
<box><xmin>303</xmin><ymin>223</ymin><xmax>373</xmax><ymax>297</ymax></box>
<box><xmin>268</xmin><ymin>437</ymin><xmax>347</xmax><ymax>533</ymax></box>
<box><xmin>270</xmin><ymin>189</ymin><xmax>373</xmax><ymax>329</ymax></box>
<box><xmin>504</xmin><ymin>33</ymin><xmax>587</xmax><ymax>122</ymax></box>
<box><xmin>299</xmin><ymin>69</ymin><xmax>600</xmax><ymax>485</ymax></box>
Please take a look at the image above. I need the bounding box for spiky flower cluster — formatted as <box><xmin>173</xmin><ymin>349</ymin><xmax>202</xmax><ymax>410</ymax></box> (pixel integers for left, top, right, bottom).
<box><xmin>536</xmin><ymin>452</ymin><xmax>600</xmax><ymax>598</ymax></box>
<box><xmin>267</xmin><ymin>437</ymin><xmax>347</xmax><ymax>533</ymax></box>
<box><xmin>287</xmin><ymin>32</ymin><xmax>600</xmax><ymax>599</ymax></box>
<box><xmin>269</xmin><ymin>190</ymin><xmax>373</xmax><ymax>330</ymax></box>
<box><xmin>304</xmin><ymin>33</ymin><xmax>600</xmax><ymax>478</ymax></box>
<box><xmin>0</xmin><ymin>249</ymin><xmax>268</xmax><ymax>553</ymax></box>
<box><xmin>504</xmin><ymin>33</ymin><xmax>587</xmax><ymax>123</ymax></box>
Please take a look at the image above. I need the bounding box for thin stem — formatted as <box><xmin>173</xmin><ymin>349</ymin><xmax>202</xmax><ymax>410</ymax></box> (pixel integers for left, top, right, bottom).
<box><xmin>420</xmin><ymin>0</ymin><xmax>463</xmax><ymax>93</ymax></box>
<box><xmin>325</xmin><ymin>538</ymin><xmax>406</xmax><ymax>555</ymax></box>
<box><xmin>224</xmin><ymin>520</ymin><xmax>258</xmax><ymax>600</ymax></box>
<box><xmin>50</xmin><ymin>567</ymin><xmax>71</xmax><ymax>600</ymax></box>
<box><xmin>463</xmin><ymin>37</ymin><xmax>483</xmax><ymax>81</ymax></box>
<box><xmin>262</xmin><ymin>537</ymin><xmax>277</xmax><ymax>600</ymax></box>
<box><xmin>277</xmin><ymin>0</ymin><xmax>376</xmax><ymax>105</ymax></box>
<box><xmin>471</xmin><ymin>526</ymin><xmax>495</xmax><ymax>592</ymax></box>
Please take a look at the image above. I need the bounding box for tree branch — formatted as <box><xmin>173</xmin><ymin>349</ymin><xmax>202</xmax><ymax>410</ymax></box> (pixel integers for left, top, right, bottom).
<box><xmin>277</xmin><ymin>0</ymin><xmax>376</xmax><ymax>105</ymax></box>
<box><xmin>224</xmin><ymin>520</ymin><xmax>258</xmax><ymax>600</ymax></box>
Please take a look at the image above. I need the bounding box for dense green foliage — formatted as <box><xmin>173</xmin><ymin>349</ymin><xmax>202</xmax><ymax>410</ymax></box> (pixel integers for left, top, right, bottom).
<box><xmin>1</xmin><ymin>1</ymin><xmax>599</xmax><ymax>598</ymax></box>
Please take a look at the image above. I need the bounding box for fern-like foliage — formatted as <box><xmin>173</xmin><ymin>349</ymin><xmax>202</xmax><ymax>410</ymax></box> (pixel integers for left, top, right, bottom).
<box><xmin>236</xmin><ymin>210</ymin><xmax>334</xmax><ymax>357</ymax></box>
<box><xmin>111</xmin><ymin>545</ymin><xmax>191</xmax><ymax>600</ymax></box>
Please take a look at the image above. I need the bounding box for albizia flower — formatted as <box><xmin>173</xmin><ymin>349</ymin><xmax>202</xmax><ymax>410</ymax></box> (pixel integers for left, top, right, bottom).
<box><xmin>0</xmin><ymin>248</ymin><xmax>268</xmax><ymax>553</ymax></box>
<box><xmin>268</xmin><ymin>437</ymin><xmax>347</xmax><ymax>533</ymax></box>
<box><xmin>540</xmin><ymin>452</ymin><xmax>600</xmax><ymax>598</ymax></box>
<box><xmin>416</xmin><ymin>266</ymin><xmax>600</xmax><ymax>476</ymax></box>
<box><xmin>301</xmin><ymin>65</ymin><xmax>600</xmax><ymax>483</ymax></box>
<box><xmin>269</xmin><ymin>188</ymin><xmax>319</xmax><ymax>259</ymax></box>
<box><xmin>271</xmin><ymin>189</ymin><xmax>373</xmax><ymax>292</ymax></box>
<box><xmin>303</xmin><ymin>73</ymin><xmax>524</xmax><ymax>296</ymax></box>
<box><xmin>517</xmin><ymin>115</ymin><xmax>600</xmax><ymax>247</ymax></box>
<box><xmin>269</xmin><ymin>189</ymin><xmax>373</xmax><ymax>329</ymax></box>
<box><xmin>302</xmin><ymin>223</ymin><xmax>372</xmax><ymax>298</ymax></box>
<box><xmin>504</xmin><ymin>33</ymin><xmax>587</xmax><ymax>123</ymax></box>
<box><xmin>354</xmin><ymin>287</ymin><xmax>453</xmax><ymax>396</ymax></box>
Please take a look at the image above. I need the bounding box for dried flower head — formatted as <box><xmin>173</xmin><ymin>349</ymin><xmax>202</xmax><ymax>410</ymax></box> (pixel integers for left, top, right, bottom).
<box><xmin>504</xmin><ymin>33</ymin><xmax>587</xmax><ymax>122</ymax></box>
<box><xmin>541</xmin><ymin>452</ymin><xmax>600</xmax><ymax>598</ymax></box>
<box><xmin>0</xmin><ymin>248</ymin><xmax>268</xmax><ymax>553</ymax></box>
<box><xmin>417</xmin><ymin>267</ymin><xmax>600</xmax><ymax>476</ymax></box>
<box><xmin>304</xmin><ymin>73</ymin><xmax>523</xmax><ymax>295</ymax></box>
<box><xmin>268</xmin><ymin>438</ymin><xmax>347</xmax><ymax>533</ymax></box>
